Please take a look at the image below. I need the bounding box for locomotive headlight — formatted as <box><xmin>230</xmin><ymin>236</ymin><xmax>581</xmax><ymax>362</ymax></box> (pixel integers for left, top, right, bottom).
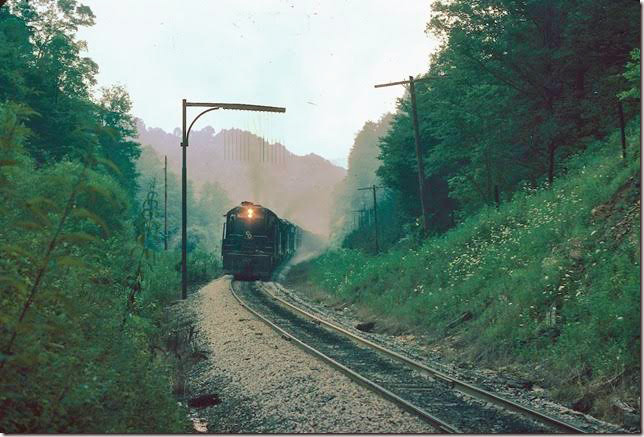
<box><xmin>247</xmin><ymin>208</ymin><xmax>254</xmax><ymax>218</ymax></box>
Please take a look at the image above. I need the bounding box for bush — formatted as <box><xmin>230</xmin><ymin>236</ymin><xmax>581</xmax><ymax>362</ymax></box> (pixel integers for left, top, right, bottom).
<box><xmin>307</xmin><ymin>123</ymin><xmax>640</xmax><ymax>386</ymax></box>
<box><xmin>0</xmin><ymin>106</ymin><xmax>204</xmax><ymax>432</ymax></box>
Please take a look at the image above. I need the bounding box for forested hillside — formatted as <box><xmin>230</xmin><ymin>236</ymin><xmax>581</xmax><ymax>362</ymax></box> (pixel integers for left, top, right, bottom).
<box><xmin>136</xmin><ymin>144</ymin><xmax>231</xmax><ymax>255</ymax></box>
<box><xmin>331</xmin><ymin>1</ymin><xmax>639</xmax><ymax>252</ymax></box>
<box><xmin>0</xmin><ymin>1</ymin><xmax>222</xmax><ymax>431</ymax></box>
<box><xmin>374</xmin><ymin>0</ymin><xmax>639</xmax><ymax>230</ymax></box>
<box><xmin>137</xmin><ymin>120</ymin><xmax>346</xmax><ymax>237</ymax></box>
<box><xmin>329</xmin><ymin>113</ymin><xmax>409</xmax><ymax>252</ymax></box>
<box><xmin>304</xmin><ymin>0</ymin><xmax>640</xmax><ymax>424</ymax></box>
<box><xmin>305</xmin><ymin>123</ymin><xmax>640</xmax><ymax>420</ymax></box>
<box><xmin>0</xmin><ymin>0</ymin><xmax>640</xmax><ymax>431</ymax></box>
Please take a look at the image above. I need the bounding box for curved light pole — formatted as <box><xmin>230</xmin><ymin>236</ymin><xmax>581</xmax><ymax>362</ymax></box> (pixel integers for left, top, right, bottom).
<box><xmin>180</xmin><ymin>99</ymin><xmax>286</xmax><ymax>299</ymax></box>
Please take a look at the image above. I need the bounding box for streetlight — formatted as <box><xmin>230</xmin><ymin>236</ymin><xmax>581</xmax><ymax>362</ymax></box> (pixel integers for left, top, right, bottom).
<box><xmin>180</xmin><ymin>99</ymin><xmax>286</xmax><ymax>299</ymax></box>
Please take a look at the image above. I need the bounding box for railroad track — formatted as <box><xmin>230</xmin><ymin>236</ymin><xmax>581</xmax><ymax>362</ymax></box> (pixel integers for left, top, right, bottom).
<box><xmin>260</xmin><ymin>281</ymin><xmax>590</xmax><ymax>433</ymax></box>
<box><xmin>229</xmin><ymin>279</ymin><xmax>587</xmax><ymax>433</ymax></box>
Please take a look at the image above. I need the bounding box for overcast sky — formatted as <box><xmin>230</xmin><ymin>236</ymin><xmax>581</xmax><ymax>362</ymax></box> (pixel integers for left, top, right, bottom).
<box><xmin>78</xmin><ymin>0</ymin><xmax>439</xmax><ymax>167</ymax></box>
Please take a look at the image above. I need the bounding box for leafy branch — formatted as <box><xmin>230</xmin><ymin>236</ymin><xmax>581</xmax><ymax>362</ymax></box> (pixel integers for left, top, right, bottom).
<box><xmin>1</xmin><ymin>161</ymin><xmax>89</xmax><ymax>368</ymax></box>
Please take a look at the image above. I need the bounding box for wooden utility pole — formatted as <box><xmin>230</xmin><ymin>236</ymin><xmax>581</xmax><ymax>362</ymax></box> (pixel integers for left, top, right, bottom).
<box><xmin>164</xmin><ymin>155</ymin><xmax>168</xmax><ymax>250</ymax></box>
<box><xmin>351</xmin><ymin>209</ymin><xmax>366</xmax><ymax>230</ymax></box>
<box><xmin>358</xmin><ymin>185</ymin><xmax>383</xmax><ymax>253</ymax></box>
<box><xmin>180</xmin><ymin>100</ymin><xmax>285</xmax><ymax>299</ymax></box>
<box><xmin>375</xmin><ymin>75</ymin><xmax>431</xmax><ymax>235</ymax></box>
<box><xmin>351</xmin><ymin>211</ymin><xmax>358</xmax><ymax>229</ymax></box>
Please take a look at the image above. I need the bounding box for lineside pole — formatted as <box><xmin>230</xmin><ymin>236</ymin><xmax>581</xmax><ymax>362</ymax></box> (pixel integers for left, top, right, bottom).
<box><xmin>408</xmin><ymin>76</ymin><xmax>430</xmax><ymax>234</ymax></box>
<box><xmin>372</xmin><ymin>184</ymin><xmax>379</xmax><ymax>253</ymax></box>
<box><xmin>358</xmin><ymin>185</ymin><xmax>383</xmax><ymax>253</ymax></box>
<box><xmin>374</xmin><ymin>75</ymin><xmax>432</xmax><ymax>235</ymax></box>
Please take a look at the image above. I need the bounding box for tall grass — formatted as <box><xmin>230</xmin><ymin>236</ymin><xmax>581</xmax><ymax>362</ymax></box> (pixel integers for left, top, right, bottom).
<box><xmin>308</xmin><ymin>123</ymin><xmax>640</xmax><ymax>387</ymax></box>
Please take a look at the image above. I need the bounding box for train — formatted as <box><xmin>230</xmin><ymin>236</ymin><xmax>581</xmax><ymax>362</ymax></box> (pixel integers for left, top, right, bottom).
<box><xmin>221</xmin><ymin>201</ymin><xmax>303</xmax><ymax>280</ymax></box>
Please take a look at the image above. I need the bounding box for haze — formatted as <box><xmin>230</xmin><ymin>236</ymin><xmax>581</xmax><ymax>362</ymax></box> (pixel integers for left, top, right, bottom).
<box><xmin>77</xmin><ymin>0</ymin><xmax>439</xmax><ymax>167</ymax></box>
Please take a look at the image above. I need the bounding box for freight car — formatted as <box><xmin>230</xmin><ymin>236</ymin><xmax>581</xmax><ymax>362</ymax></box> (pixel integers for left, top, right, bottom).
<box><xmin>221</xmin><ymin>201</ymin><xmax>302</xmax><ymax>280</ymax></box>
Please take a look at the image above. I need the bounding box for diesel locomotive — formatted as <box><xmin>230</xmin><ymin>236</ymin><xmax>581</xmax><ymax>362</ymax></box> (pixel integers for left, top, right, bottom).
<box><xmin>221</xmin><ymin>201</ymin><xmax>302</xmax><ymax>280</ymax></box>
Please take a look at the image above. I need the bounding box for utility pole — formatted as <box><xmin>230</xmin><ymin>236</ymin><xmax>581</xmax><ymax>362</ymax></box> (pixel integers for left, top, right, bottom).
<box><xmin>358</xmin><ymin>184</ymin><xmax>383</xmax><ymax>253</ymax></box>
<box><xmin>164</xmin><ymin>155</ymin><xmax>168</xmax><ymax>251</ymax></box>
<box><xmin>375</xmin><ymin>75</ymin><xmax>431</xmax><ymax>235</ymax></box>
<box><xmin>361</xmin><ymin>203</ymin><xmax>368</xmax><ymax>227</ymax></box>
<box><xmin>180</xmin><ymin>100</ymin><xmax>285</xmax><ymax>299</ymax></box>
<box><xmin>351</xmin><ymin>209</ymin><xmax>365</xmax><ymax>230</ymax></box>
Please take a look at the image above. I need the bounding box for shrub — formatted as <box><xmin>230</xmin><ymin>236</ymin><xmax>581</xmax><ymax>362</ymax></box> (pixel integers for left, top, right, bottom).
<box><xmin>307</xmin><ymin>123</ymin><xmax>640</xmax><ymax>387</ymax></box>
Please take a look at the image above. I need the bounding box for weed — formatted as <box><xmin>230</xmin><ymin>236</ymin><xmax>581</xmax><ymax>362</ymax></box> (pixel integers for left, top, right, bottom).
<box><xmin>305</xmin><ymin>123</ymin><xmax>641</xmax><ymax>419</ymax></box>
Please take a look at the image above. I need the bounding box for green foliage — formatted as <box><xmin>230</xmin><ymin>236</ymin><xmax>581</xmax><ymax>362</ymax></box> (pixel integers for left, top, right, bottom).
<box><xmin>136</xmin><ymin>144</ymin><xmax>230</xmax><ymax>255</ymax></box>
<box><xmin>340</xmin><ymin>192</ymin><xmax>411</xmax><ymax>254</ymax></box>
<box><xmin>0</xmin><ymin>2</ymin><xmax>222</xmax><ymax>430</ymax></box>
<box><xmin>0</xmin><ymin>101</ymin><xmax>195</xmax><ymax>432</ymax></box>
<box><xmin>194</xmin><ymin>181</ymin><xmax>231</xmax><ymax>252</ymax></box>
<box><xmin>0</xmin><ymin>1</ymin><xmax>140</xmax><ymax>191</ymax></box>
<box><xmin>308</xmin><ymin>124</ymin><xmax>640</xmax><ymax>388</ymax></box>
<box><xmin>330</xmin><ymin>114</ymin><xmax>393</xmax><ymax>241</ymax></box>
<box><xmin>372</xmin><ymin>0</ymin><xmax>639</xmax><ymax>237</ymax></box>
<box><xmin>328</xmin><ymin>114</ymin><xmax>411</xmax><ymax>252</ymax></box>
<box><xmin>619</xmin><ymin>49</ymin><xmax>640</xmax><ymax>101</ymax></box>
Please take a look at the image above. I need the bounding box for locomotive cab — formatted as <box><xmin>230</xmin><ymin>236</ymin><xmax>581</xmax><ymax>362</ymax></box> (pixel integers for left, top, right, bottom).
<box><xmin>221</xmin><ymin>201</ymin><xmax>282</xmax><ymax>280</ymax></box>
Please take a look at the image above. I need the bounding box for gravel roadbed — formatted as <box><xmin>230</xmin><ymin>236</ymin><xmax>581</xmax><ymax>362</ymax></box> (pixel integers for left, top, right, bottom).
<box><xmin>268</xmin><ymin>281</ymin><xmax>630</xmax><ymax>433</ymax></box>
<box><xmin>182</xmin><ymin>277</ymin><xmax>438</xmax><ymax>433</ymax></box>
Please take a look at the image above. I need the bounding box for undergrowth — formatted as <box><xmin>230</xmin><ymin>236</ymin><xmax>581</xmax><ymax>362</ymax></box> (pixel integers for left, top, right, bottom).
<box><xmin>305</xmin><ymin>123</ymin><xmax>640</xmax><ymax>415</ymax></box>
<box><xmin>0</xmin><ymin>103</ymin><xmax>221</xmax><ymax>432</ymax></box>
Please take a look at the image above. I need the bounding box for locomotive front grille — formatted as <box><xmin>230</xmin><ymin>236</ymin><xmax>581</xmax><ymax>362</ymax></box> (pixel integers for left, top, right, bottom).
<box><xmin>222</xmin><ymin>203</ymin><xmax>300</xmax><ymax>280</ymax></box>
<box><xmin>223</xmin><ymin>252</ymin><xmax>272</xmax><ymax>279</ymax></box>
<box><xmin>240</xmin><ymin>240</ymin><xmax>257</xmax><ymax>251</ymax></box>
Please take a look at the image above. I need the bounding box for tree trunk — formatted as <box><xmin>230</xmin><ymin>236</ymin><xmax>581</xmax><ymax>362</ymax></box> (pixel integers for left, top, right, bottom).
<box><xmin>547</xmin><ymin>141</ymin><xmax>556</xmax><ymax>186</ymax></box>
<box><xmin>618</xmin><ymin>100</ymin><xmax>627</xmax><ymax>160</ymax></box>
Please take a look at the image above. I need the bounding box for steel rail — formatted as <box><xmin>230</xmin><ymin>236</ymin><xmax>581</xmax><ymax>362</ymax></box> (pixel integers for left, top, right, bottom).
<box><xmin>260</xmin><ymin>282</ymin><xmax>586</xmax><ymax>434</ymax></box>
<box><xmin>228</xmin><ymin>280</ymin><xmax>459</xmax><ymax>433</ymax></box>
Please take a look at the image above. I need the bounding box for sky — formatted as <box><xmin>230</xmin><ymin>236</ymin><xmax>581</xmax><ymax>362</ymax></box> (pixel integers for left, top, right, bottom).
<box><xmin>77</xmin><ymin>0</ymin><xmax>439</xmax><ymax>168</ymax></box>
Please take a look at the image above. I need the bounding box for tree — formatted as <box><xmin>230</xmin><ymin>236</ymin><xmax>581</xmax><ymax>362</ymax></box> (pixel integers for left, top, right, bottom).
<box><xmin>377</xmin><ymin>84</ymin><xmax>458</xmax><ymax>231</ymax></box>
<box><xmin>329</xmin><ymin>114</ymin><xmax>405</xmax><ymax>249</ymax></box>
<box><xmin>96</xmin><ymin>85</ymin><xmax>141</xmax><ymax>197</ymax></box>
<box><xmin>0</xmin><ymin>4</ymin><xmax>191</xmax><ymax>431</ymax></box>
<box><xmin>428</xmin><ymin>0</ymin><xmax>639</xmax><ymax>185</ymax></box>
<box><xmin>376</xmin><ymin>0</ymin><xmax>640</xmax><ymax>236</ymax></box>
<box><xmin>619</xmin><ymin>49</ymin><xmax>640</xmax><ymax>102</ymax></box>
<box><xmin>194</xmin><ymin>181</ymin><xmax>232</xmax><ymax>252</ymax></box>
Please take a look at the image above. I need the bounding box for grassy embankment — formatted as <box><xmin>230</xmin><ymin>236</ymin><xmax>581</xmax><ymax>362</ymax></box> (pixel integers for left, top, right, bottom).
<box><xmin>294</xmin><ymin>123</ymin><xmax>640</xmax><ymax>420</ymax></box>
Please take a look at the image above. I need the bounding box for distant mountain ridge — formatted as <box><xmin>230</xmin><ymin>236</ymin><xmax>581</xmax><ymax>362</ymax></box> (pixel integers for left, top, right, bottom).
<box><xmin>136</xmin><ymin>119</ymin><xmax>346</xmax><ymax>237</ymax></box>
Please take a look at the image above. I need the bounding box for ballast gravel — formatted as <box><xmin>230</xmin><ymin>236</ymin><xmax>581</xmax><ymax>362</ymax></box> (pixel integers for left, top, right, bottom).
<box><xmin>183</xmin><ymin>277</ymin><xmax>438</xmax><ymax>433</ymax></box>
<box><xmin>267</xmin><ymin>280</ymin><xmax>630</xmax><ymax>434</ymax></box>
